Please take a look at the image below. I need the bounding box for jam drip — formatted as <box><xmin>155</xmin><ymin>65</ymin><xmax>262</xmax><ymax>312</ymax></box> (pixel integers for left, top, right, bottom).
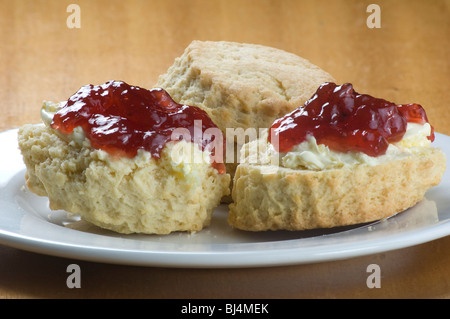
<box><xmin>269</xmin><ymin>82</ymin><xmax>434</xmax><ymax>157</ymax></box>
<box><xmin>51</xmin><ymin>80</ymin><xmax>225</xmax><ymax>173</ymax></box>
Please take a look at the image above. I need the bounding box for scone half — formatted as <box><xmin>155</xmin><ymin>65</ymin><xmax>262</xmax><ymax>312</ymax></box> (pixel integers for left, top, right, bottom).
<box><xmin>18</xmin><ymin>81</ymin><xmax>230</xmax><ymax>235</ymax></box>
<box><xmin>228</xmin><ymin>82</ymin><xmax>446</xmax><ymax>231</ymax></box>
<box><xmin>19</xmin><ymin>124</ymin><xmax>230</xmax><ymax>235</ymax></box>
<box><xmin>229</xmin><ymin>147</ymin><xmax>446</xmax><ymax>231</ymax></box>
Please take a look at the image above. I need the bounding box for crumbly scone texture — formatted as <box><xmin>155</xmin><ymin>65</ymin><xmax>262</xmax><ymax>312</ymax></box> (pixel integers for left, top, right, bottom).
<box><xmin>156</xmin><ymin>40</ymin><xmax>335</xmax><ymax>134</ymax></box>
<box><xmin>228</xmin><ymin>147</ymin><xmax>446</xmax><ymax>231</ymax></box>
<box><xmin>18</xmin><ymin>124</ymin><xmax>230</xmax><ymax>234</ymax></box>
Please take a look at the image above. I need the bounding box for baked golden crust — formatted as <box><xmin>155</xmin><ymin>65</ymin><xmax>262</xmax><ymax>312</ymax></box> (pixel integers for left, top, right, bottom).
<box><xmin>228</xmin><ymin>147</ymin><xmax>446</xmax><ymax>231</ymax></box>
<box><xmin>156</xmin><ymin>40</ymin><xmax>335</xmax><ymax>133</ymax></box>
<box><xmin>18</xmin><ymin>124</ymin><xmax>230</xmax><ymax>234</ymax></box>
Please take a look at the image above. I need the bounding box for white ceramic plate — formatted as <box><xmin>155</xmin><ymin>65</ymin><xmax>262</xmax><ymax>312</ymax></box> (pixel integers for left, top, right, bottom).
<box><xmin>0</xmin><ymin>128</ymin><xmax>449</xmax><ymax>268</ymax></box>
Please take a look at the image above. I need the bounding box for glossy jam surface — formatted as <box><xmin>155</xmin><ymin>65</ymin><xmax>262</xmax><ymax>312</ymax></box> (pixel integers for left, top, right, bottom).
<box><xmin>269</xmin><ymin>82</ymin><xmax>434</xmax><ymax>156</ymax></box>
<box><xmin>51</xmin><ymin>81</ymin><xmax>225</xmax><ymax>173</ymax></box>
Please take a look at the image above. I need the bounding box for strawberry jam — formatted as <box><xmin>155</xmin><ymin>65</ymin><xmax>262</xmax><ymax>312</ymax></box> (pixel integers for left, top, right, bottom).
<box><xmin>51</xmin><ymin>80</ymin><xmax>225</xmax><ymax>173</ymax></box>
<box><xmin>269</xmin><ymin>82</ymin><xmax>434</xmax><ymax>157</ymax></box>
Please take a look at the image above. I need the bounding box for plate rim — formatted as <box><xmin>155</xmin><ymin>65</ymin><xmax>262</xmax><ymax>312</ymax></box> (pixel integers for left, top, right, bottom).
<box><xmin>1</xmin><ymin>217</ymin><xmax>449</xmax><ymax>268</ymax></box>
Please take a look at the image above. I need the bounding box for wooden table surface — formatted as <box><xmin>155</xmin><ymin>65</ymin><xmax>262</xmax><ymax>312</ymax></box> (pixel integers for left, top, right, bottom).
<box><xmin>0</xmin><ymin>0</ymin><xmax>449</xmax><ymax>299</ymax></box>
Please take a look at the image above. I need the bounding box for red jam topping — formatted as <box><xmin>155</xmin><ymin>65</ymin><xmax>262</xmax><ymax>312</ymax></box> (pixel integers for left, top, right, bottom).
<box><xmin>51</xmin><ymin>80</ymin><xmax>225</xmax><ymax>173</ymax></box>
<box><xmin>269</xmin><ymin>82</ymin><xmax>434</xmax><ymax>157</ymax></box>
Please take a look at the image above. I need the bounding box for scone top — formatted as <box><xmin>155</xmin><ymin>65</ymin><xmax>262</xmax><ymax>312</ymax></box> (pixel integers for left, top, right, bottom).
<box><xmin>269</xmin><ymin>82</ymin><xmax>435</xmax><ymax>157</ymax></box>
<box><xmin>50</xmin><ymin>80</ymin><xmax>226</xmax><ymax>173</ymax></box>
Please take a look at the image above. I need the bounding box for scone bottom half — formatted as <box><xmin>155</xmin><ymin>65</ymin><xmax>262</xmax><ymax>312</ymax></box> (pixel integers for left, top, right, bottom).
<box><xmin>18</xmin><ymin>80</ymin><xmax>230</xmax><ymax>235</ymax></box>
<box><xmin>228</xmin><ymin>82</ymin><xmax>446</xmax><ymax>231</ymax></box>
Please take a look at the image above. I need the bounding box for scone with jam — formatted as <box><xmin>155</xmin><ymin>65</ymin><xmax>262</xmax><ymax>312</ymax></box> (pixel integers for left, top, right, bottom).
<box><xmin>18</xmin><ymin>80</ymin><xmax>230</xmax><ymax>234</ymax></box>
<box><xmin>228</xmin><ymin>82</ymin><xmax>446</xmax><ymax>231</ymax></box>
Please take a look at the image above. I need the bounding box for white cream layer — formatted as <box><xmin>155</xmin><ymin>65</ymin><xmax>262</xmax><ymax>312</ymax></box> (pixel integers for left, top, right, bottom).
<box><xmin>242</xmin><ymin>123</ymin><xmax>433</xmax><ymax>171</ymax></box>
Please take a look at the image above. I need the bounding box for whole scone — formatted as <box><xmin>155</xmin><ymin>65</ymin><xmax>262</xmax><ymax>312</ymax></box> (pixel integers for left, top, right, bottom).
<box><xmin>156</xmin><ymin>40</ymin><xmax>335</xmax><ymax>133</ymax></box>
<box><xmin>156</xmin><ymin>40</ymin><xmax>335</xmax><ymax>198</ymax></box>
<box><xmin>18</xmin><ymin>82</ymin><xmax>230</xmax><ymax>235</ymax></box>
